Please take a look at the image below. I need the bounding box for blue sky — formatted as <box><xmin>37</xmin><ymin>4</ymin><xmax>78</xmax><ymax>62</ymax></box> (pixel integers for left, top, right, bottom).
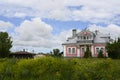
<box><xmin>0</xmin><ymin>0</ymin><xmax>120</xmax><ymax>53</ymax></box>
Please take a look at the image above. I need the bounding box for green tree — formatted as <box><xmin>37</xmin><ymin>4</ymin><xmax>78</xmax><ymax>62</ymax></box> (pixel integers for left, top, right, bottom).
<box><xmin>84</xmin><ymin>45</ymin><xmax>92</xmax><ymax>58</ymax></box>
<box><xmin>0</xmin><ymin>32</ymin><xmax>12</xmax><ymax>58</ymax></box>
<box><xmin>97</xmin><ymin>49</ymin><xmax>104</xmax><ymax>58</ymax></box>
<box><xmin>52</xmin><ymin>48</ymin><xmax>62</xmax><ymax>57</ymax></box>
<box><xmin>106</xmin><ymin>38</ymin><xmax>120</xmax><ymax>59</ymax></box>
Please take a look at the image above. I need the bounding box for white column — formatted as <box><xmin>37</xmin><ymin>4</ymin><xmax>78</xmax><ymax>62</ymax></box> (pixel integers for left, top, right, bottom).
<box><xmin>91</xmin><ymin>45</ymin><xmax>94</xmax><ymax>57</ymax></box>
<box><xmin>63</xmin><ymin>45</ymin><xmax>66</xmax><ymax>57</ymax></box>
<box><xmin>77</xmin><ymin>48</ymin><xmax>80</xmax><ymax>57</ymax></box>
<box><xmin>106</xmin><ymin>52</ymin><xmax>108</xmax><ymax>57</ymax></box>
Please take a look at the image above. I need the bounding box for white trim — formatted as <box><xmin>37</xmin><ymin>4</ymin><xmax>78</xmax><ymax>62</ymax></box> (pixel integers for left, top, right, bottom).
<box><xmin>63</xmin><ymin>45</ymin><xmax>66</xmax><ymax>57</ymax></box>
<box><xmin>91</xmin><ymin>45</ymin><xmax>94</xmax><ymax>57</ymax></box>
<box><xmin>95</xmin><ymin>46</ymin><xmax>105</xmax><ymax>54</ymax></box>
<box><xmin>67</xmin><ymin>47</ymin><xmax>77</xmax><ymax>54</ymax></box>
<box><xmin>81</xmin><ymin>46</ymin><xmax>86</xmax><ymax>53</ymax></box>
<box><xmin>77</xmin><ymin>48</ymin><xmax>80</xmax><ymax>57</ymax></box>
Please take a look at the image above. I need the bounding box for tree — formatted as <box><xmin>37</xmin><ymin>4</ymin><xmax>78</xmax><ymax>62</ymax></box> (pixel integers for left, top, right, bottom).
<box><xmin>106</xmin><ymin>38</ymin><xmax>120</xmax><ymax>59</ymax></box>
<box><xmin>0</xmin><ymin>32</ymin><xmax>12</xmax><ymax>58</ymax></box>
<box><xmin>84</xmin><ymin>45</ymin><xmax>92</xmax><ymax>58</ymax></box>
<box><xmin>97</xmin><ymin>49</ymin><xmax>104</xmax><ymax>58</ymax></box>
<box><xmin>52</xmin><ymin>48</ymin><xmax>62</xmax><ymax>57</ymax></box>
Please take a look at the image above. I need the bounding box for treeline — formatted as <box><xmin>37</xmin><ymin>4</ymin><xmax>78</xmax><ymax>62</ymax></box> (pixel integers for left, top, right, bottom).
<box><xmin>0</xmin><ymin>57</ymin><xmax>120</xmax><ymax>80</ymax></box>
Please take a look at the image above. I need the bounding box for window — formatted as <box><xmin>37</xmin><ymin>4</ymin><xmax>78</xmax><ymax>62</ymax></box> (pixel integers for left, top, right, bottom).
<box><xmin>96</xmin><ymin>48</ymin><xmax>99</xmax><ymax>54</ymax></box>
<box><xmin>100</xmin><ymin>48</ymin><xmax>104</xmax><ymax>53</ymax></box>
<box><xmin>68</xmin><ymin>48</ymin><xmax>71</xmax><ymax>54</ymax></box>
<box><xmin>82</xmin><ymin>48</ymin><xmax>85</xmax><ymax>53</ymax></box>
<box><xmin>72</xmin><ymin>48</ymin><xmax>75</xmax><ymax>54</ymax></box>
<box><xmin>68</xmin><ymin>47</ymin><xmax>76</xmax><ymax>54</ymax></box>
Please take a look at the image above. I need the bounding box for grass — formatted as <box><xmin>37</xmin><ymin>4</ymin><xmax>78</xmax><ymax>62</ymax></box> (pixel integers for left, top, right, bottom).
<box><xmin>0</xmin><ymin>57</ymin><xmax>120</xmax><ymax>80</ymax></box>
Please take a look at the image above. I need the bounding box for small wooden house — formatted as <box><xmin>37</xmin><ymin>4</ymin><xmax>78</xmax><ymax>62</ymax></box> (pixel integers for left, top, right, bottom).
<box><xmin>9</xmin><ymin>51</ymin><xmax>36</xmax><ymax>59</ymax></box>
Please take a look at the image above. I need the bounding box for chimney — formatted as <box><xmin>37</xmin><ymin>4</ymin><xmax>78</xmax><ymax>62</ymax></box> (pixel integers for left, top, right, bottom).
<box><xmin>72</xmin><ymin>29</ymin><xmax>77</xmax><ymax>37</ymax></box>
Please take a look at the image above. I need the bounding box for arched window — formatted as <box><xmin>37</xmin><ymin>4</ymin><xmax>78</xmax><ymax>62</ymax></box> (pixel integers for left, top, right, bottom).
<box><xmin>68</xmin><ymin>48</ymin><xmax>71</xmax><ymax>54</ymax></box>
<box><xmin>68</xmin><ymin>47</ymin><xmax>76</xmax><ymax>54</ymax></box>
<box><xmin>100</xmin><ymin>48</ymin><xmax>104</xmax><ymax>53</ymax></box>
<box><xmin>72</xmin><ymin>48</ymin><xmax>75</xmax><ymax>54</ymax></box>
<box><xmin>96</xmin><ymin>48</ymin><xmax>99</xmax><ymax>54</ymax></box>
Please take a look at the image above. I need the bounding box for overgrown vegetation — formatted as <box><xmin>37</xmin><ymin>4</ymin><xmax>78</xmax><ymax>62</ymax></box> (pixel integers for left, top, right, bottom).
<box><xmin>97</xmin><ymin>49</ymin><xmax>104</xmax><ymax>58</ymax></box>
<box><xmin>84</xmin><ymin>45</ymin><xmax>92</xmax><ymax>58</ymax></box>
<box><xmin>0</xmin><ymin>57</ymin><xmax>120</xmax><ymax>80</ymax></box>
<box><xmin>106</xmin><ymin>38</ymin><xmax>120</xmax><ymax>59</ymax></box>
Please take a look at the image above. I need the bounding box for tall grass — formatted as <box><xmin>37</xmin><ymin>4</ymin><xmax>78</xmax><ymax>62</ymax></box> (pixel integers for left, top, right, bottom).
<box><xmin>0</xmin><ymin>57</ymin><xmax>120</xmax><ymax>80</ymax></box>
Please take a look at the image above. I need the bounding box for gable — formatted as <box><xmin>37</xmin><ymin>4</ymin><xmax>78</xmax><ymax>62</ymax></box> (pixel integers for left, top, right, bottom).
<box><xmin>78</xmin><ymin>30</ymin><xmax>94</xmax><ymax>36</ymax></box>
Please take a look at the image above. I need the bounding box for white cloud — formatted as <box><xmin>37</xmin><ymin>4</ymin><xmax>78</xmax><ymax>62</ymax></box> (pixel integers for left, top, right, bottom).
<box><xmin>88</xmin><ymin>24</ymin><xmax>120</xmax><ymax>39</ymax></box>
<box><xmin>0</xmin><ymin>20</ymin><xmax>14</xmax><ymax>31</ymax></box>
<box><xmin>10</xmin><ymin>18</ymin><xmax>72</xmax><ymax>52</ymax></box>
<box><xmin>14</xmin><ymin>12</ymin><xmax>26</xmax><ymax>18</ymax></box>
<box><xmin>14</xmin><ymin>18</ymin><xmax>54</xmax><ymax>48</ymax></box>
<box><xmin>48</xmin><ymin>9</ymin><xmax>72</xmax><ymax>21</ymax></box>
<box><xmin>0</xmin><ymin>0</ymin><xmax>120</xmax><ymax>24</ymax></box>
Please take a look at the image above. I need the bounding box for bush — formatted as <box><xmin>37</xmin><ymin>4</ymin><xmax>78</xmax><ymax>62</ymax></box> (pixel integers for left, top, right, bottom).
<box><xmin>0</xmin><ymin>58</ymin><xmax>120</xmax><ymax>80</ymax></box>
<box><xmin>84</xmin><ymin>45</ymin><xmax>92</xmax><ymax>58</ymax></box>
<box><xmin>106</xmin><ymin>38</ymin><xmax>120</xmax><ymax>59</ymax></box>
<box><xmin>97</xmin><ymin>50</ymin><xmax>104</xmax><ymax>58</ymax></box>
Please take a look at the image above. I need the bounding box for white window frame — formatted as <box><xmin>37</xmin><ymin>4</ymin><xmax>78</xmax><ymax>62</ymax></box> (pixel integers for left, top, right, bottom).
<box><xmin>68</xmin><ymin>48</ymin><xmax>71</xmax><ymax>54</ymax></box>
<box><xmin>72</xmin><ymin>48</ymin><xmax>76</xmax><ymax>54</ymax></box>
<box><xmin>81</xmin><ymin>47</ymin><xmax>86</xmax><ymax>53</ymax></box>
<box><xmin>95</xmin><ymin>47</ymin><xmax>105</xmax><ymax>54</ymax></box>
<box><xmin>96</xmin><ymin>48</ymin><xmax>99</xmax><ymax>54</ymax></box>
<box><xmin>67</xmin><ymin>47</ymin><xmax>76</xmax><ymax>54</ymax></box>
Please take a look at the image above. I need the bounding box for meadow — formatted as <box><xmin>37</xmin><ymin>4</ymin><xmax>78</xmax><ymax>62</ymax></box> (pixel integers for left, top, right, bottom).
<box><xmin>0</xmin><ymin>57</ymin><xmax>120</xmax><ymax>80</ymax></box>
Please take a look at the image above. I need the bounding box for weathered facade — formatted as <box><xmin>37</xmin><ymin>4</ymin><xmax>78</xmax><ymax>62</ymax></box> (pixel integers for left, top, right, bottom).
<box><xmin>62</xmin><ymin>29</ymin><xmax>112</xmax><ymax>58</ymax></box>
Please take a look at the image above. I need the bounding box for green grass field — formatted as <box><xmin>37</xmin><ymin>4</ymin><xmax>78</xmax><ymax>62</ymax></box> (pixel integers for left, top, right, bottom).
<box><xmin>0</xmin><ymin>57</ymin><xmax>120</xmax><ymax>80</ymax></box>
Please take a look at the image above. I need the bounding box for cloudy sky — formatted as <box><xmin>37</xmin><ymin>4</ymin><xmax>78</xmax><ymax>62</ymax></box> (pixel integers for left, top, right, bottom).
<box><xmin>0</xmin><ymin>0</ymin><xmax>120</xmax><ymax>53</ymax></box>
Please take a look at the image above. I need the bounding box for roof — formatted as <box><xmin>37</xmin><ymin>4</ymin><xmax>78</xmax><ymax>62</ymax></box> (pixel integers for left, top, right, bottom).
<box><xmin>94</xmin><ymin>31</ymin><xmax>110</xmax><ymax>43</ymax></box>
<box><xmin>63</xmin><ymin>29</ymin><xmax>111</xmax><ymax>45</ymax></box>
<box><xmin>77</xmin><ymin>29</ymin><xmax>94</xmax><ymax>36</ymax></box>
<box><xmin>12</xmin><ymin>51</ymin><xmax>35</xmax><ymax>55</ymax></box>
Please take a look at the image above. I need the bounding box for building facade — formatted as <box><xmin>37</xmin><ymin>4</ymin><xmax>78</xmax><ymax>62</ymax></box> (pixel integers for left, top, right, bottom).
<box><xmin>62</xmin><ymin>29</ymin><xmax>112</xmax><ymax>58</ymax></box>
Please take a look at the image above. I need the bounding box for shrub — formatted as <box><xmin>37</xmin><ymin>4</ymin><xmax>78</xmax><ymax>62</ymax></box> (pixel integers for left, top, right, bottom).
<box><xmin>0</xmin><ymin>58</ymin><xmax>120</xmax><ymax>80</ymax></box>
<box><xmin>84</xmin><ymin>45</ymin><xmax>92</xmax><ymax>58</ymax></box>
<box><xmin>97</xmin><ymin>50</ymin><xmax>104</xmax><ymax>58</ymax></box>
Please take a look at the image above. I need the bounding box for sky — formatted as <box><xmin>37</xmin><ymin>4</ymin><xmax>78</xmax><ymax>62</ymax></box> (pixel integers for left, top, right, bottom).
<box><xmin>0</xmin><ymin>0</ymin><xmax>120</xmax><ymax>53</ymax></box>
